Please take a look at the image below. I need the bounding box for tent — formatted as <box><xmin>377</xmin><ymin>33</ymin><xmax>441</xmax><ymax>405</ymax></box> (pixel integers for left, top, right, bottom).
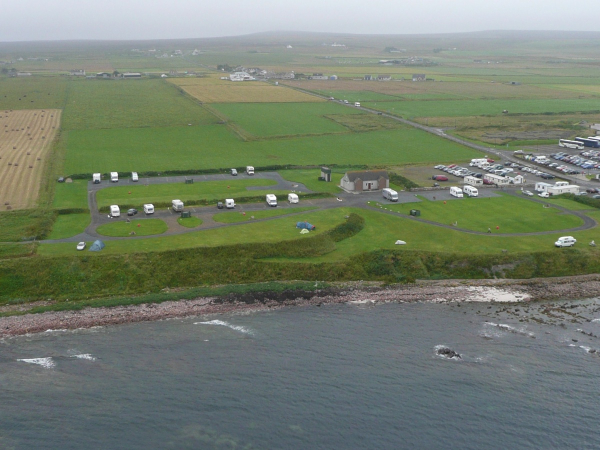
<box><xmin>296</xmin><ymin>221</ymin><xmax>316</xmax><ymax>230</ymax></box>
<box><xmin>395</xmin><ymin>240</ymin><xmax>406</xmax><ymax>245</ymax></box>
<box><xmin>89</xmin><ymin>240</ymin><xmax>105</xmax><ymax>252</ymax></box>
<box><xmin>300</xmin><ymin>228</ymin><xmax>310</xmax><ymax>234</ymax></box>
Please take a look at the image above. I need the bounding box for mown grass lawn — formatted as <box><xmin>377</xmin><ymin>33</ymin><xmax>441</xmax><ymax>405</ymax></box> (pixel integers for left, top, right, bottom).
<box><xmin>47</xmin><ymin>214</ymin><xmax>91</xmax><ymax>239</ymax></box>
<box><xmin>213</xmin><ymin>206</ymin><xmax>317</xmax><ymax>223</ymax></box>
<box><xmin>96</xmin><ymin>219</ymin><xmax>168</xmax><ymax>237</ymax></box>
<box><xmin>370</xmin><ymin>194</ymin><xmax>584</xmax><ymax>233</ymax></box>
<box><xmin>52</xmin><ymin>180</ymin><xmax>89</xmax><ymax>210</ymax></box>
<box><xmin>64</xmin><ymin>125</ymin><xmax>480</xmax><ymax>174</ymax></box>
<box><xmin>96</xmin><ymin>179</ymin><xmax>278</xmax><ymax>208</ymax></box>
<box><xmin>38</xmin><ymin>208</ymin><xmax>352</xmax><ymax>256</ymax></box>
<box><xmin>278</xmin><ymin>169</ymin><xmax>344</xmax><ymax>193</ymax></box>
<box><xmin>177</xmin><ymin>217</ymin><xmax>203</xmax><ymax>228</ymax></box>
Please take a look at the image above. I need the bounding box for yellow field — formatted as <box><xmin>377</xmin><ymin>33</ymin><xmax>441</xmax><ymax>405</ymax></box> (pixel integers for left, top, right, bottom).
<box><xmin>0</xmin><ymin>109</ymin><xmax>61</xmax><ymax>210</ymax></box>
<box><xmin>169</xmin><ymin>77</ymin><xmax>324</xmax><ymax>103</ymax></box>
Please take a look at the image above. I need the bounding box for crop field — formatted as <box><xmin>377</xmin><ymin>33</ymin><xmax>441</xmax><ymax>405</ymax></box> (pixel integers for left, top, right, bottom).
<box><xmin>210</xmin><ymin>102</ymin><xmax>363</xmax><ymax>137</ymax></box>
<box><xmin>61</xmin><ymin>79</ymin><xmax>217</xmax><ymax>131</ymax></box>
<box><xmin>169</xmin><ymin>77</ymin><xmax>323</xmax><ymax>103</ymax></box>
<box><xmin>0</xmin><ymin>77</ymin><xmax>67</xmax><ymax>110</ymax></box>
<box><xmin>0</xmin><ymin>109</ymin><xmax>61</xmax><ymax>210</ymax></box>
<box><xmin>373</xmin><ymin>194</ymin><xmax>584</xmax><ymax>233</ymax></box>
<box><xmin>64</xmin><ymin>125</ymin><xmax>480</xmax><ymax>174</ymax></box>
<box><xmin>364</xmin><ymin>98</ymin><xmax>600</xmax><ymax>119</ymax></box>
<box><xmin>96</xmin><ymin>179</ymin><xmax>278</xmax><ymax>208</ymax></box>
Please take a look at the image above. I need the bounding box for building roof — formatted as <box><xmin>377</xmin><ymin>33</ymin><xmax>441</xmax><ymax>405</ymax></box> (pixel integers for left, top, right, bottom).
<box><xmin>343</xmin><ymin>170</ymin><xmax>389</xmax><ymax>182</ymax></box>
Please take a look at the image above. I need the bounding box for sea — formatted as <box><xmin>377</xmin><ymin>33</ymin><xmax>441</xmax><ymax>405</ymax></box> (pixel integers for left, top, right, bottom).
<box><xmin>2</xmin><ymin>298</ymin><xmax>600</xmax><ymax>449</ymax></box>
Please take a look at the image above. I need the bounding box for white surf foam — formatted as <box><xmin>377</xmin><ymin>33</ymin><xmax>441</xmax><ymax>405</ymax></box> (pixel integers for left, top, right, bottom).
<box><xmin>483</xmin><ymin>322</ymin><xmax>535</xmax><ymax>338</ymax></box>
<box><xmin>71</xmin><ymin>354</ymin><xmax>96</xmax><ymax>361</ymax></box>
<box><xmin>463</xmin><ymin>286</ymin><xmax>530</xmax><ymax>303</ymax></box>
<box><xmin>17</xmin><ymin>357</ymin><xmax>55</xmax><ymax>369</ymax></box>
<box><xmin>194</xmin><ymin>320</ymin><xmax>254</xmax><ymax>335</ymax></box>
<box><xmin>591</xmin><ymin>319</ymin><xmax>600</xmax><ymax>323</ymax></box>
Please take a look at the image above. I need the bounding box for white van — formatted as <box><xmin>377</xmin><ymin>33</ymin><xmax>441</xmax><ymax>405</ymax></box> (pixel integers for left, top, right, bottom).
<box><xmin>172</xmin><ymin>199</ymin><xmax>184</xmax><ymax>212</ymax></box>
<box><xmin>92</xmin><ymin>173</ymin><xmax>101</xmax><ymax>184</ymax></box>
<box><xmin>110</xmin><ymin>205</ymin><xmax>120</xmax><ymax>217</ymax></box>
<box><xmin>266</xmin><ymin>194</ymin><xmax>278</xmax><ymax>207</ymax></box>
<box><xmin>225</xmin><ymin>198</ymin><xmax>235</xmax><ymax>209</ymax></box>
<box><xmin>131</xmin><ymin>172</ymin><xmax>138</xmax><ymax>182</ymax></box>
<box><xmin>354</xmin><ymin>102</ymin><xmax>361</xmax><ymax>107</ymax></box>
<box><xmin>463</xmin><ymin>185</ymin><xmax>478</xmax><ymax>197</ymax></box>
<box><xmin>382</xmin><ymin>188</ymin><xmax>398</xmax><ymax>202</ymax></box>
<box><xmin>288</xmin><ymin>193</ymin><xmax>299</xmax><ymax>204</ymax></box>
<box><xmin>110</xmin><ymin>172</ymin><xmax>119</xmax><ymax>183</ymax></box>
<box><xmin>555</xmin><ymin>236</ymin><xmax>576</xmax><ymax>247</ymax></box>
<box><xmin>246</xmin><ymin>166</ymin><xmax>254</xmax><ymax>176</ymax></box>
<box><xmin>450</xmin><ymin>186</ymin><xmax>464</xmax><ymax>198</ymax></box>
<box><xmin>143</xmin><ymin>204</ymin><xmax>154</xmax><ymax>214</ymax></box>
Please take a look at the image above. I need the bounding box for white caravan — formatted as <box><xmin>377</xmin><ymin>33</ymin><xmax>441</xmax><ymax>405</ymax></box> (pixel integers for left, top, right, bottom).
<box><xmin>266</xmin><ymin>194</ymin><xmax>278</xmax><ymax>207</ymax></box>
<box><xmin>143</xmin><ymin>204</ymin><xmax>155</xmax><ymax>214</ymax></box>
<box><xmin>450</xmin><ymin>186</ymin><xmax>464</xmax><ymax>198</ymax></box>
<box><xmin>463</xmin><ymin>185</ymin><xmax>479</xmax><ymax>197</ymax></box>
<box><xmin>382</xmin><ymin>188</ymin><xmax>399</xmax><ymax>202</ymax></box>
<box><xmin>110</xmin><ymin>205</ymin><xmax>120</xmax><ymax>217</ymax></box>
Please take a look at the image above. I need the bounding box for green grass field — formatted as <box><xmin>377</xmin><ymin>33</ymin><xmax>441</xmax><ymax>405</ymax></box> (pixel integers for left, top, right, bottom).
<box><xmin>210</xmin><ymin>102</ymin><xmax>362</xmax><ymax>137</ymax></box>
<box><xmin>364</xmin><ymin>98</ymin><xmax>600</xmax><ymax>118</ymax></box>
<box><xmin>64</xmin><ymin>125</ymin><xmax>480</xmax><ymax>174</ymax></box>
<box><xmin>61</xmin><ymin>79</ymin><xmax>218</xmax><ymax>130</ymax></box>
<box><xmin>0</xmin><ymin>76</ymin><xmax>67</xmax><ymax>110</ymax></box>
<box><xmin>96</xmin><ymin>219</ymin><xmax>168</xmax><ymax>237</ymax></box>
<box><xmin>95</xmin><ymin>179</ymin><xmax>278</xmax><ymax>208</ymax></box>
<box><xmin>313</xmin><ymin>91</ymin><xmax>402</xmax><ymax>102</ymax></box>
<box><xmin>52</xmin><ymin>180</ymin><xmax>89</xmax><ymax>210</ymax></box>
<box><xmin>369</xmin><ymin>194</ymin><xmax>584</xmax><ymax>233</ymax></box>
<box><xmin>213</xmin><ymin>206</ymin><xmax>317</xmax><ymax>223</ymax></box>
<box><xmin>47</xmin><ymin>214</ymin><xmax>90</xmax><ymax>239</ymax></box>
<box><xmin>177</xmin><ymin>216</ymin><xmax>203</xmax><ymax>228</ymax></box>
<box><xmin>278</xmin><ymin>169</ymin><xmax>344</xmax><ymax>193</ymax></box>
<box><xmin>38</xmin><ymin>207</ymin><xmax>351</xmax><ymax>256</ymax></box>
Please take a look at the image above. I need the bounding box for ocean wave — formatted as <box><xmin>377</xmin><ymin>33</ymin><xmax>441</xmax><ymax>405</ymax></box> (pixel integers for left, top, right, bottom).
<box><xmin>70</xmin><ymin>354</ymin><xmax>96</xmax><ymax>361</ymax></box>
<box><xmin>194</xmin><ymin>320</ymin><xmax>254</xmax><ymax>335</ymax></box>
<box><xmin>17</xmin><ymin>357</ymin><xmax>55</xmax><ymax>369</ymax></box>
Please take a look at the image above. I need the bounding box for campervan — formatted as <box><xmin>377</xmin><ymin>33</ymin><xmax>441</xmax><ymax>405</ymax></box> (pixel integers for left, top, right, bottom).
<box><xmin>225</xmin><ymin>198</ymin><xmax>235</xmax><ymax>209</ymax></box>
<box><xmin>143</xmin><ymin>204</ymin><xmax>155</xmax><ymax>214</ymax></box>
<box><xmin>246</xmin><ymin>166</ymin><xmax>254</xmax><ymax>175</ymax></box>
<box><xmin>110</xmin><ymin>205</ymin><xmax>120</xmax><ymax>217</ymax></box>
<box><xmin>463</xmin><ymin>185</ymin><xmax>478</xmax><ymax>197</ymax></box>
<box><xmin>354</xmin><ymin>102</ymin><xmax>361</xmax><ymax>107</ymax></box>
<box><xmin>93</xmin><ymin>173</ymin><xmax>101</xmax><ymax>184</ymax></box>
<box><xmin>172</xmin><ymin>199</ymin><xmax>184</xmax><ymax>212</ymax></box>
<box><xmin>382</xmin><ymin>188</ymin><xmax>398</xmax><ymax>202</ymax></box>
<box><xmin>555</xmin><ymin>236</ymin><xmax>576</xmax><ymax>248</ymax></box>
<box><xmin>131</xmin><ymin>172</ymin><xmax>138</xmax><ymax>182</ymax></box>
<box><xmin>266</xmin><ymin>194</ymin><xmax>278</xmax><ymax>207</ymax></box>
<box><xmin>110</xmin><ymin>172</ymin><xmax>119</xmax><ymax>182</ymax></box>
<box><xmin>450</xmin><ymin>187</ymin><xmax>464</xmax><ymax>198</ymax></box>
<box><xmin>288</xmin><ymin>193</ymin><xmax>299</xmax><ymax>204</ymax></box>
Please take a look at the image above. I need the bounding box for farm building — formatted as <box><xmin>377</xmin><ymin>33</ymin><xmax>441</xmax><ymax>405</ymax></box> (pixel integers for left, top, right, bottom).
<box><xmin>123</xmin><ymin>72</ymin><xmax>142</xmax><ymax>78</ymax></box>
<box><xmin>16</xmin><ymin>72</ymin><xmax>32</xmax><ymax>77</ymax></box>
<box><xmin>230</xmin><ymin>72</ymin><xmax>255</xmax><ymax>81</ymax></box>
<box><xmin>340</xmin><ymin>170</ymin><xmax>389</xmax><ymax>192</ymax></box>
<box><xmin>69</xmin><ymin>69</ymin><xmax>86</xmax><ymax>76</ymax></box>
<box><xmin>364</xmin><ymin>75</ymin><xmax>373</xmax><ymax>81</ymax></box>
<box><xmin>96</xmin><ymin>72</ymin><xmax>112</xmax><ymax>79</ymax></box>
<box><xmin>329</xmin><ymin>75</ymin><xmax>338</xmax><ymax>80</ymax></box>
<box><xmin>412</xmin><ymin>74</ymin><xmax>426</xmax><ymax>81</ymax></box>
<box><xmin>377</xmin><ymin>75</ymin><xmax>392</xmax><ymax>81</ymax></box>
<box><xmin>483</xmin><ymin>173</ymin><xmax>510</xmax><ymax>186</ymax></box>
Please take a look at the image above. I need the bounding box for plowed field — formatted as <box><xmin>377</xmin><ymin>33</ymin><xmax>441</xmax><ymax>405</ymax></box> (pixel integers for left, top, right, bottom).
<box><xmin>0</xmin><ymin>109</ymin><xmax>61</xmax><ymax>210</ymax></box>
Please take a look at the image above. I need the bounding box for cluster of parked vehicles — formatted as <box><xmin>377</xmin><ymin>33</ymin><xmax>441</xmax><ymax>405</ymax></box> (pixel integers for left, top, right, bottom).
<box><xmin>550</xmin><ymin>152</ymin><xmax>599</xmax><ymax>172</ymax></box>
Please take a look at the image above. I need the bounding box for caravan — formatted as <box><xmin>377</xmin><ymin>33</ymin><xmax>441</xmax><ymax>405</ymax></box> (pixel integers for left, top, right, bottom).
<box><xmin>110</xmin><ymin>205</ymin><xmax>120</xmax><ymax>217</ymax></box>
<box><xmin>266</xmin><ymin>194</ymin><xmax>278</xmax><ymax>207</ymax></box>
<box><xmin>463</xmin><ymin>185</ymin><xmax>478</xmax><ymax>197</ymax></box>
<box><xmin>450</xmin><ymin>187</ymin><xmax>464</xmax><ymax>198</ymax></box>
<box><xmin>288</xmin><ymin>193</ymin><xmax>299</xmax><ymax>204</ymax></box>
<box><xmin>143</xmin><ymin>204</ymin><xmax>155</xmax><ymax>214</ymax></box>
<box><xmin>382</xmin><ymin>188</ymin><xmax>398</xmax><ymax>202</ymax></box>
<box><xmin>172</xmin><ymin>199</ymin><xmax>184</xmax><ymax>212</ymax></box>
<box><xmin>110</xmin><ymin>172</ymin><xmax>119</xmax><ymax>182</ymax></box>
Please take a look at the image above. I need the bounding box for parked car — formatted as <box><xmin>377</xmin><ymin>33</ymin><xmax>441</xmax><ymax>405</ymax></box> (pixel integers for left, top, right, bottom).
<box><xmin>76</xmin><ymin>242</ymin><xmax>86</xmax><ymax>251</ymax></box>
<box><xmin>434</xmin><ymin>175</ymin><xmax>448</xmax><ymax>181</ymax></box>
<box><xmin>127</xmin><ymin>208</ymin><xmax>138</xmax><ymax>216</ymax></box>
<box><xmin>231</xmin><ymin>168</ymin><xmax>238</xmax><ymax>176</ymax></box>
<box><xmin>593</xmin><ymin>194</ymin><xmax>600</xmax><ymax>199</ymax></box>
<box><xmin>523</xmin><ymin>190</ymin><xmax>534</xmax><ymax>196</ymax></box>
<box><xmin>217</xmin><ymin>201</ymin><xmax>224</xmax><ymax>209</ymax></box>
<box><xmin>57</xmin><ymin>177</ymin><xmax>65</xmax><ymax>183</ymax></box>
<box><xmin>538</xmin><ymin>192</ymin><xmax>550</xmax><ymax>198</ymax></box>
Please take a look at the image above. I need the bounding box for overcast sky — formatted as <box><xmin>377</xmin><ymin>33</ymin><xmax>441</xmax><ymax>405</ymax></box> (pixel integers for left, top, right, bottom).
<box><xmin>1</xmin><ymin>0</ymin><xmax>598</xmax><ymax>41</ymax></box>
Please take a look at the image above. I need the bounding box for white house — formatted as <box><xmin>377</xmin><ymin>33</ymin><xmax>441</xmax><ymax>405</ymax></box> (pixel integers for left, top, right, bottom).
<box><xmin>340</xmin><ymin>170</ymin><xmax>389</xmax><ymax>192</ymax></box>
<box><xmin>230</xmin><ymin>72</ymin><xmax>255</xmax><ymax>81</ymax></box>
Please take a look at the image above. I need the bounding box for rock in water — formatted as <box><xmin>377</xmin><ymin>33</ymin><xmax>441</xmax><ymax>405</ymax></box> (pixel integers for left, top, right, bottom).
<box><xmin>436</xmin><ymin>347</ymin><xmax>462</xmax><ymax>359</ymax></box>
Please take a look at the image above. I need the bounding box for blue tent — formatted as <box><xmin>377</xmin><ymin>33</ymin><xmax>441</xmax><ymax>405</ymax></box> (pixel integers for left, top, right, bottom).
<box><xmin>296</xmin><ymin>221</ymin><xmax>315</xmax><ymax>230</ymax></box>
<box><xmin>89</xmin><ymin>240</ymin><xmax>105</xmax><ymax>252</ymax></box>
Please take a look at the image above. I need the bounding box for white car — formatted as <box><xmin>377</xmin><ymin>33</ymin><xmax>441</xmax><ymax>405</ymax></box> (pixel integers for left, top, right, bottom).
<box><xmin>538</xmin><ymin>192</ymin><xmax>550</xmax><ymax>198</ymax></box>
<box><xmin>76</xmin><ymin>242</ymin><xmax>86</xmax><ymax>251</ymax></box>
<box><xmin>522</xmin><ymin>190</ymin><xmax>534</xmax><ymax>196</ymax></box>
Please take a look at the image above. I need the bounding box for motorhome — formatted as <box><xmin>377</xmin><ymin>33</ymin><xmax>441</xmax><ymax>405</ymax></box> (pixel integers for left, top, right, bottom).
<box><xmin>463</xmin><ymin>185</ymin><xmax>479</xmax><ymax>197</ymax></box>
<box><xmin>354</xmin><ymin>102</ymin><xmax>361</xmax><ymax>107</ymax></box>
<box><xmin>110</xmin><ymin>172</ymin><xmax>119</xmax><ymax>182</ymax></box>
<box><xmin>470</xmin><ymin>158</ymin><xmax>488</xmax><ymax>167</ymax></box>
<box><xmin>225</xmin><ymin>199</ymin><xmax>235</xmax><ymax>209</ymax></box>
<box><xmin>382</xmin><ymin>188</ymin><xmax>398</xmax><ymax>201</ymax></box>
<box><xmin>288</xmin><ymin>193</ymin><xmax>299</xmax><ymax>204</ymax></box>
<box><xmin>450</xmin><ymin>186</ymin><xmax>464</xmax><ymax>198</ymax></box>
<box><xmin>266</xmin><ymin>194</ymin><xmax>278</xmax><ymax>207</ymax></box>
<box><xmin>246</xmin><ymin>166</ymin><xmax>254</xmax><ymax>176</ymax></box>
<box><xmin>110</xmin><ymin>205</ymin><xmax>120</xmax><ymax>217</ymax></box>
<box><xmin>555</xmin><ymin>236</ymin><xmax>576</xmax><ymax>248</ymax></box>
<box><xmin>92</xmin><ymin>173</ymin><xmax>101</xmax><ymax>184</ymax></box>
<box><xmin>143</xmin><ymin>204</ymin><xmax>154</xmax><ymax>214</ymax></box>
<box><xmin>131</xmin><ymin>172</ymin><xmax>139</xmax><ymax>182</ymax></box>
<box><xmin>172</xmin><ymin>199</ymin><xmax>184</xmax><ymax>212</ymax></box>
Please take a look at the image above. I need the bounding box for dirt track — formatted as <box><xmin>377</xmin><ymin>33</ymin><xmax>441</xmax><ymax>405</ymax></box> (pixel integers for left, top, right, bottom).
<box><xmin>0</xmin><ymin>109</ymin><xmax>61</xmax><ymax>210</ymax></box>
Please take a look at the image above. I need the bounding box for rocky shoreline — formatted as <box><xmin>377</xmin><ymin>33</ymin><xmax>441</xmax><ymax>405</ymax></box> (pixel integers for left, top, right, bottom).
<box><xmin>2</xmin><ymin>274</ymin><xmax>600</xmax><ymax>338</ymax></box>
